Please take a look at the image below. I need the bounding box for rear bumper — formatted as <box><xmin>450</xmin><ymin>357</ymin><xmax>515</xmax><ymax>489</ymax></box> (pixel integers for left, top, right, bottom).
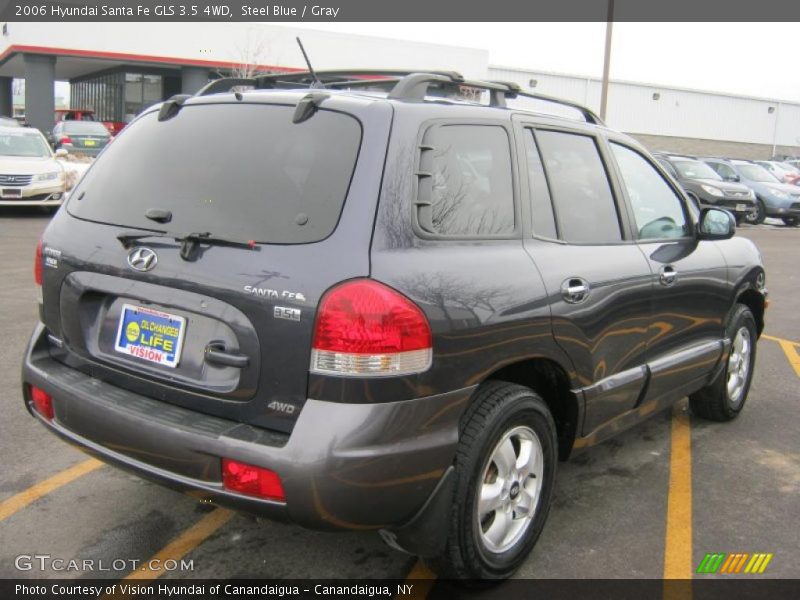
<box><xmin>61</xmin><ymin>144</ymin><xmax>103</xmax><ymax>157</ymax></box>
<box><xmin>22</xmin><ymin>322</ymin><xmax>472</xmax><ymax>534</ymax></box>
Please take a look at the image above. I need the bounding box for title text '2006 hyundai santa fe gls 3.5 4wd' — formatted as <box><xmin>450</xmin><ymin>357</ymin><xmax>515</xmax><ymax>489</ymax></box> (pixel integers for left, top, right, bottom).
<box><xmin>22</xmin><ymin>70</ymin><xmax>767</xmax><ymax>579</ymax></box>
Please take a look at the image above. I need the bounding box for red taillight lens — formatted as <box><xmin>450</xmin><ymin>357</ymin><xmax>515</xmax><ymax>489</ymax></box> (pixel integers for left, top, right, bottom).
<box><xmin>60</xmin><ymin>136</ymin><xmax>72</xmax><ymax>144</ymax></box>
<box><xmin>34</xmin><ymin>239</ymin><xmax>43</xmax><ymax>286</ymax></box>
<box><xmin>221</xmin><ymin>458</ymin><xmax>285</xmax><ymax>501</ymax></box>
<box><xmin>310</xmin><ymin>279</ymin><xmax>432</xmax><ymax>376</ymax></box>
<box><xmin>30</xmin><ymin>386</ymin><xmax>54</xmax><ymax>420</ymax></box>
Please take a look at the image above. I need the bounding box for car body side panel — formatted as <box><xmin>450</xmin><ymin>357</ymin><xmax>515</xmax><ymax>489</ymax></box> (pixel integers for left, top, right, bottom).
<box><xmin>326</xmin><ymin>106</ymin><xmax>583</xmax><ymax>410</ymax></box>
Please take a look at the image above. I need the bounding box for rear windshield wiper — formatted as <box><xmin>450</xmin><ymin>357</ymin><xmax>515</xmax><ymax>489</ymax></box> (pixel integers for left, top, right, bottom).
<box><xmin>117</xmin><ymin>230</ymin><xmax>257</xmax><ymax>261</ymax></box>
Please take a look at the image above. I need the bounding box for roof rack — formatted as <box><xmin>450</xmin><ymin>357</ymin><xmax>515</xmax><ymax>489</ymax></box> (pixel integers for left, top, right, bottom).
<box><xmin>193</xmin><ymin>69</ymin><xmax>604</xmax><ymax>125</ymax></box>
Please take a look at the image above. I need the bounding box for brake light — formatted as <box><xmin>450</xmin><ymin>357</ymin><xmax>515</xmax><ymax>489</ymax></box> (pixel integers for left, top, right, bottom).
<box><xmin>30</xmin><ymin>385</ymin><xmax>54</xmax><ymax>420</ymax></box>
<box><xmin>221</xmin><ymin>458</ymin><xmax>285</xmax><ymax>501</ymax></box>
<box><xmin>60</xmin><ymin>136</ymin><xmax>72</xmax><ymax>144</ymax></box>
<box><xmin>34</xmin><ymin>239</ymin><xmax>43</xmax><ymax>286</ymax></box>
<box><xmin>310</xmin><ymin>279</ymin><xmax>432</xmax><ymax>377</ymax></box>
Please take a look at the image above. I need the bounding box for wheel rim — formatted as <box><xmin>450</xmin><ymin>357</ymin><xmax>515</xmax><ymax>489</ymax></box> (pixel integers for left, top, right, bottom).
<box><xmin>726</xmin><ymin>326</ymin><xmax>751</xmax><ymax>406</ymax></box>
<box><xmin>476</xmin><ymin>426</ymin><xmax>544</xmax><ymax>554</ymax></box>
<box><xmin>745</xmin><ymin>203</ymin><xmax>763</xmax><ymax>223</ymax></box>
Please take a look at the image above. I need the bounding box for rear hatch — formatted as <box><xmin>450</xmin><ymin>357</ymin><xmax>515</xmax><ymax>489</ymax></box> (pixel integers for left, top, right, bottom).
<box><xmin>40</xmin><ymin>94</ymin><xmax>392</xmax><ymax>432</ymax></box>
<box><xmin>62</xmin><ymin>121</ymin><xmax>111</xmax><ymax>152</ymax></box>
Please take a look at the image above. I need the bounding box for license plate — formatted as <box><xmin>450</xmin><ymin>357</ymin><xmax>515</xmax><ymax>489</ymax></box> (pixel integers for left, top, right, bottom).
<box><xmin>83</xmin><ymin>139</ymin><xmax>96</xmax><ymax>146</ymax></box>
<box><xmin>114</xmin><ymin>304</ymin><xmax>186</xmax><ymax>368</ymax></box>
<box><xmin>1</xmin><ymin>188</ymin><xmax>21</xmax><ymax>198</ymax></box>
<box><xmin>736</xmin><ymin>203</ymin><xmax>747</xmax><ymax>212</ymax></box>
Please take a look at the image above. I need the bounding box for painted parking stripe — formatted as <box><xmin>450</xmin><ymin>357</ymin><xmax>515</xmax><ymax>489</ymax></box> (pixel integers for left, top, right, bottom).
<box><xmin>0</xmin><ymin>458</ymin><xmax>104</xmax><ymax>522</ymax></box>
<box><xmin>663</xmin><ymin>401</ymin><xmax>693</xmax><ymax>580</ymax></box>
<box><xmin>124</xmin><ymin>508</ymin><xmax>234</xmax><ymax>581</ymax></box>
<box><xmin>398</xmin><ymin>559</ymin><xmax>437</xmax><ymax>600</ymax></box>
<box><xmin>762</xmin><ymin>334</ymin><xmax>800</xmax><ymax>377</ymax></box>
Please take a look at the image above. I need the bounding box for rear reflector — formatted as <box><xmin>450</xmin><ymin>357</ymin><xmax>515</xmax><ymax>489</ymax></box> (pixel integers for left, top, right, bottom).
<box><xmin>34</xmin><ymin>239</ymin><xmax>43</xmax><ymax>286</ymax></box>
<box><xmin>221</xmin><ymin>458</ymin><xmax>285</xmax><ymax>502</ymax></box>
<box><xmin>30</xmin><ymin>386</ymin><xmax>54</xmax><ymax>420</ymax></box>
<box><xmin>311</xmin><ymin>279</ymin><xmax>432</xmax><ymax>377</ymax></box>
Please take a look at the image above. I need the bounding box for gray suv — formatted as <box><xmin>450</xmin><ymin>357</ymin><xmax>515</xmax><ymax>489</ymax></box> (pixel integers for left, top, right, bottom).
<box><xmin>22</xmin><ymin>70</ymin><xmax>767</xmax><ymax>580</ymax></box>
<box><xmin>654</xmin><ymin>153</ymin><xmax>756</xmax><ymax>223</ymax></box>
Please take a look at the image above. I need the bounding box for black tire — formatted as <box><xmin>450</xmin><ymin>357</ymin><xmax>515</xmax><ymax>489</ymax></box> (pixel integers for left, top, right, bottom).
<box><xmin>430</xmin><ymin>381</ymin><xmax>557</xmax><ymax>580</ymax></box>
<box><xmin>689</xmin><ymin>304</ymin><xmax>757</xmax><ymax>422</ymax></box>
<box><xmin>781</xmin><ymin>217</ymin><xmax>799</xmax><ymax>227</ymax></box>
<box><xmin>744</xmin><ymin>200</ymin><xmax>766</xmax><ymax>225</ymax></box>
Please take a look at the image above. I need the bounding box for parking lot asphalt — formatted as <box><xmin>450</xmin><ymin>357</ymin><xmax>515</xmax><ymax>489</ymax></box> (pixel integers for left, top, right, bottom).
<box><xmin>1</xmin><ymin>209</ymin><xmax>798</xmax><ymax>589</ymax></box>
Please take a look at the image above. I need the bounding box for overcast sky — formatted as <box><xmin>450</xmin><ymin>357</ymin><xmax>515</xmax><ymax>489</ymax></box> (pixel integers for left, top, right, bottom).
<box><xmin>292</xmin><ymin>22</ymin><xmax>800</xmax><ymax>102</ymax></box>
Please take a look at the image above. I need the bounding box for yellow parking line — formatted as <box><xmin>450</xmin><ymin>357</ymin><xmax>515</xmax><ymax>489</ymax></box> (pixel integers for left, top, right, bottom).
<box><xmin>398</xmin><ymin>559</ymin><xmax>437</xmax><ymax>600</ymax></box>
<box><xmin>775</xmin><ymin>341</ymin><xmax>800</xmax><ymax>378</ymax></box>
<box><xmin>124</xmin><ymin>508</ymin><xmax>234</xmax><ymax>580</ymax></box>
<box><xmin>0</xmin><ymin>458</ymin><xmax>104</xmax><ymax>522</ymax></box>
<box><xmin>762</xmin><ymin>334</ymin><xmax>799</xmax><ymax>346</ymax></box>
<box><xmin>762</xmin><ymin>335</ymin><xmax>800</xmax><ymax>377</ymax></box>
<box><xmin>663</xmin><ymin>401</ymin><xmax>693</xmax><ymax>581</ymax></box>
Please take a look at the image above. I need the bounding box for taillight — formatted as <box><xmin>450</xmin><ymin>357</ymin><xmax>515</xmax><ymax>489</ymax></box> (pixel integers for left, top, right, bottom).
<box><xmin>30</xmin><ymin>385</ymin><xmax>54</xmax><ymax>420</ymax></box>
<box><xmin>221</xmin><ymin>458</ymin><xmax>285</xmax><ymax>501</ymax></box>
<box><xmin>310</xmin><ymin>279</ymin><xmax>432</xmax><ymax>377</ymax></box>
<box><xmin>60</xmin><ymin>136</ymin><xmax>72</xmax><ymax>144</ymax></box>
<box><xmin>34</xmin><ymin>239</ymin><xmax>43</xmax><ymax>286</ymax></box>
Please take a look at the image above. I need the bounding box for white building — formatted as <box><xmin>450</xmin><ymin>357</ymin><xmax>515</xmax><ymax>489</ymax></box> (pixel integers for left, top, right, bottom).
<box><xmin>490</xmin><ymin>65</ymin><xmax>800</xmax><ymax>158</ymax></box>
<box><xmin>0</xmin><ymin>22</ymin><xmax>796</xmax><ymax>158</ymax></box>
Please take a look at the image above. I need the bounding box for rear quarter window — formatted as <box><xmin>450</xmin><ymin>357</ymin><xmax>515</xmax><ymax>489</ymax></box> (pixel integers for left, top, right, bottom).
<box><xmin>417</xmin><ymin>124</ymin><xmax>515</xmax><ymax>237</ymax></box>
<box><xmin>68</xmin><ymin>103</ymin><xmax>362</xmax><ymax>244</ymax></box>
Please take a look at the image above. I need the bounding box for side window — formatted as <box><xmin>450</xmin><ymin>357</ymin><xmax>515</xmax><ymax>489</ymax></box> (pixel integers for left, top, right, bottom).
<box><xmin>610</xmin><ymin>143</ymin><xmax>689</xmax><ymax>240</ymax></box>
<box><xmin>657</xmin><ymin>158</ymin><xmax>678</xmax><ymax>178</ymax></box>
<box><xmin>712</xmin><ymin>162</ymin><xmax>736</xmax><ymax>181</ymax></box>
<box><xmin>420</xmin><ymin>124</ymin><xmax>514</xmax><ymax>236</ymax></box>
<box><xmin>535</xmin><ymin>130</ymin><xmax>621</xmax><ymax>243</ymax></box>
<box><xmin>523</xmin><ymin>130</ymin><xmax>557</xmax><ymax>239</ymax></box>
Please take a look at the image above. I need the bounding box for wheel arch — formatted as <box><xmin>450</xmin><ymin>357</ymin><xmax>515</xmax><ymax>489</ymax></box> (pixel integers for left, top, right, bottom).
<box><xmin>736</xmin><ymin>287</ymin><xmax>765</xmax><ymax>336</ymax></box>
<box><xmin>477</xmin><ymin>358</ymin><xmax>581</xmax><ymax>460</ymax></box>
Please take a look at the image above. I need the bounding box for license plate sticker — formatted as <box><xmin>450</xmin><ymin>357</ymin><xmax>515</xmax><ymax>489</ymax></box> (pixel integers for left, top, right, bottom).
<box><xmin>736</xmin><ymin>203</ymin><xmax>747</xmax><ymax>211</ymax></box>
<box><xmin>114</xmin><ymin>304</ymin><xmax>186</xmax><ymax>368</ymax></box>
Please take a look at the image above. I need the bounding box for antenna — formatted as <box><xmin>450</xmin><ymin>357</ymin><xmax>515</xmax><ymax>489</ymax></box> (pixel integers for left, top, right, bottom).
<box><xmin>296</xmin><ymin>37</ymin><xmax>324</xmax><ymax>89</ymax></box>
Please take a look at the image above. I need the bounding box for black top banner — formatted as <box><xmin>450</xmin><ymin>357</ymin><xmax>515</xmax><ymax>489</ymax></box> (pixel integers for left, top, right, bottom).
<box><xmin>1</xmin><ymin>0</ymin><xmax>800</xmax><ymax>22</ymax></box>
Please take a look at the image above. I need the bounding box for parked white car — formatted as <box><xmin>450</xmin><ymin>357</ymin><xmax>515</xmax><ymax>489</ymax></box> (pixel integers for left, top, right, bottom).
<box><xmin>0</xmin><ymin>126</ymin><xmax>66</xmax><ymax>208</ymax></box>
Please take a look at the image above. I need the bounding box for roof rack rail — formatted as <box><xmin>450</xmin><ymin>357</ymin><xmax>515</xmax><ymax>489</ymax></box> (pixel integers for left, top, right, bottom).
<box><xmin>489</xmin><ymin>80</ymin><xmax>603</xmax><ymax>124</ymax></box>
<box><xmin>193</xmin><ymin>69</ymin><xmax>604</xmax><ymax>125</ymax></box>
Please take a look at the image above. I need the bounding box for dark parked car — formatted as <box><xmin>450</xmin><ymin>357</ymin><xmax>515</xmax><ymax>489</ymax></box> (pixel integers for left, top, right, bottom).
<box><xmin>703</xmin><ymin>158</ymin><xmax>800</xmax><ymax>226</ymax></box>
<box><xmin>654</xmin><ymin>153</ymin><xmax>756</xmax><ymax>223</ymax></box>
<box><xmin>23</xmin><ymin>71</ymin><xmax>767</xmax><ymax>580</ymax></box>
<box><xmin>49</xmin><ymin>120</ymin><xmax>111</xmax><ymax>157</ymax></box>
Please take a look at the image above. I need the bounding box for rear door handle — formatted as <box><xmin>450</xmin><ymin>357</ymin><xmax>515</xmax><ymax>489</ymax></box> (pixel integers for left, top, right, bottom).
<box><xmin>205</xmin><ymin>343</ymin><xmax>249</xmax><ymax>368</ymax></box>
<box><xmin>561</xmin><ymin>278</ymin><xmax>591</xmax><ymax>304</ymax></box>
<box><xmin>659</xmin><ymin>265</ymin><xmax>678</xmax><ymax>286</ymax></box>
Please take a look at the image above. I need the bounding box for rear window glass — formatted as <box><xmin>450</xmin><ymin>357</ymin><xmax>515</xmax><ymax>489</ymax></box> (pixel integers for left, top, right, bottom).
<box><xmin>63</xmin><ymin>121</ymin><xmax>109</xmax><ymax>135</ymax></box>
<box><xmin>68</xmin><ymin>103</ymin><xmax>362</xmax><ymax>244</ymax></box>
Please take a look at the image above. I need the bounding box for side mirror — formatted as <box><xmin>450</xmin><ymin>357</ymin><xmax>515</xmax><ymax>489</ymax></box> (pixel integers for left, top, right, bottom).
<box><xmin>697</xmin><ymin>207</ymin><xmax>735</xmax><ymax>240</ymax></box>
<box><xmin>54</xmin><ymin>148</ymin><xmax>68</xmax><ymax>158</ymax></box>
<box><xmin>727</xmin><ymin>174</ymin><xmax>740</xmax><ymax>182</ymax></box>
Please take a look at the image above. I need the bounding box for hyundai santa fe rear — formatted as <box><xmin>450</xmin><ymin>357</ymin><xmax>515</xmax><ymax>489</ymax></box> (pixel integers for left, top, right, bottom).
<box><xmin>23</xmin><ymin>70</ymin><xmax>766</xmax><ymax>580</ymax></box>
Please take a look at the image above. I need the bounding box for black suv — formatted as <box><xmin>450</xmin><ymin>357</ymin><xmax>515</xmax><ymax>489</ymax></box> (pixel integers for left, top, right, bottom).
<box><xmin>654</xmin><ymin>153</ymin><xmax>757</xmax><ymax>223</ymax></box>
<box><xmin>22</xmin><ymin>71</ymin><xmax>767</xmax><ymax>580</ymax></box>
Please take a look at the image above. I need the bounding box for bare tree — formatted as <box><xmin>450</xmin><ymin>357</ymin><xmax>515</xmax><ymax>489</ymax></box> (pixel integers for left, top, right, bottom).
<box><xmin>218</xmin><ymin>31</ymin><xmax>277</xmax><ymax>87</ymax></box>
